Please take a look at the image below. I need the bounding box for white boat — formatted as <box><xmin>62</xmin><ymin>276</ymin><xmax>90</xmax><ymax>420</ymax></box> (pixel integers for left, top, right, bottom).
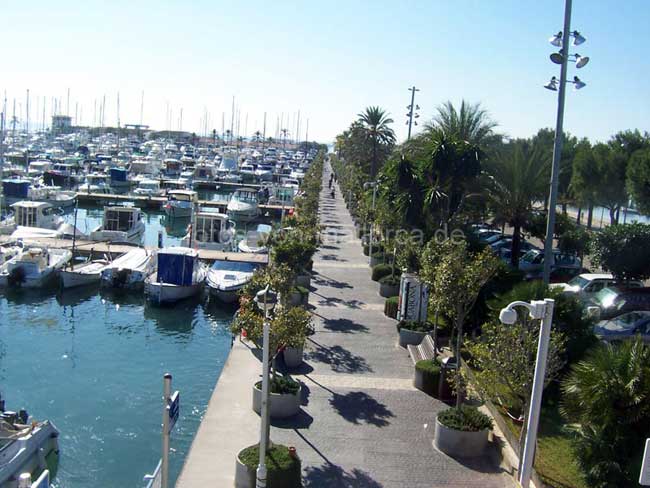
<box><xmin>100</xmin><ymin>248</ymin><xmax>156</xmax><ymax>290</ymax></box>
<box><xmin>144</xmin><ymin>247</ymin><xmax>207</xmax><ymax>305</ymax></box>
<box><xmin>163</xmin><ymin>190</ymin><xmax>198</xmax><ymax>219</ymax></box>
<box><xmin>226</xmin><ymin>188</ymin><xmax>259</xmax><ymax>222</ymax></box>
<box><xmin>0</xmin><ymin>201</ymin><xmax>64</xmax><ymax>235</ymax></box>
<box><xmin>27</xmin><ymin>160</ymin><xmax>51</xmax><ymax>178</ymax></box>
<box><xmin>60</xmin><ymin>259</ymin><xmax>110</xmax><ymax>289</ymax></box>
<box><xmin>89</xmin><ymin>206</ymin><xmax>145</xmax><ymax>244</ymax></box>
<box><xmin>254</xmin><ymin>164</ymin><xmax>274</xmax><ymax>182</ymax></box>
<box><xmin>181</xmin><ymin>211</ymin><xmax>236</xmax><ymax>251</ymax></box>
<box><xmin>0</xmin><ymin>409</ymin><xmax>59</xmax><ymax>488</ymax></box>
<box><xmin>29</xmin><ymin>186</ymin><xmax>77</xmax><ymax>209</ymax></box>
<box><xmin>0</xmin><ymin>247</ymin><xmax>72</xmax><ymax>288</ymax></box>
<box><xmin>267</xmin><ymin>185</ymin><xmax>297</xmax><ymax>207</ymax></box>
<box><xmin>238</xmin><ymin>224</ymin><xmax>272</xmax><ymax>254</ymax></box>
<box><xmin>133</xmin><ymin>179</ymin><xmax>163</xmax><ymax>197</ymax></box>
<box><xmin>191</xmin><ymin>164</ymin><xmax>216</xmax><ymax>185</ymax></box>
<box><xmin>239</xmin><ymin>163</ymin><xmax>256</xmax><ymax>181</ymax></box>
<box><xmin>206</xmin><ymin>260</ymin><xmax>258</xmax><ymax>303</ymax></box>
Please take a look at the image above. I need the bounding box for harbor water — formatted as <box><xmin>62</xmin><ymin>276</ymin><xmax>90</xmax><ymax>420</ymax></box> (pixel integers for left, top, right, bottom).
<box><xmin>0</xmin><ymin>285</ymin><xmax>235</xmax><ymax>488</ymax></box>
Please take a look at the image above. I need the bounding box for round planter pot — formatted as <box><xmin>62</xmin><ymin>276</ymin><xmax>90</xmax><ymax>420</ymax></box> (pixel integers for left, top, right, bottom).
<box><xmin>252</xmin><ymin>382</ymin><xmax>302</xmax><ymax>419</ymax></box>
<box><xmin>379</xmin><ymin>282</ymin><xmax>399</xmax><ymax>298</ymax></box>
<box><xmin>369</xmin><ymin>255</ymin><xmax>383</xmax><ymax>267</ymax></box>
<box><xmin>283</xmin><ymin>346</ymin><xmax>304</xmax><ymax>369</ymax></box>
<box><xmin>398</xmin><ymin>328</ymin><xmax>432</xmax><ymax>348</ymax></box>
<box><xmin>414</xmin><ymin>368</ymin><xmax>439</xmax><ymax>396</ymax></box>
<box><xmin>235</xmin><ymin>451</ymin><xmax>255</xmax><ymax>488</ymax></box>
<box><xmin>289</xmin><ymin>291</ymin><xmax>303</xmax><ymax>307</ymax></box>
<box><xmin>433</xmin><ymin>418</ymin><xmax>489</xmax><ymax>458</ymax></box>
<box><xmin>295</xmin><ymin>274</ymin><xmax>311</xmax><ymax>288</ymax></box>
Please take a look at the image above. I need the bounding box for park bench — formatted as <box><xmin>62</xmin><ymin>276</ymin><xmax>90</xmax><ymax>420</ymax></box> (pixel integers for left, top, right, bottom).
<box><xmin>407</xmin><ymin>334</ymin><xmax>436</xmax><ymax>365</ymax></box>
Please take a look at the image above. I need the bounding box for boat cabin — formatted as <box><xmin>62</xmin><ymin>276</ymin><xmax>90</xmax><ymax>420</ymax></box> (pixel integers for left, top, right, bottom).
<box><xmin>103</xmin><ymin>206</ymin><xmax>143</xmax><ymax>232</ymax></box>
<box><xmin>11</xmin><ymin>201</ymin><xmax>60</xmax><ymax>228</ymax></box>
<box><xmin>191</xmin><ymin>211</ymin><xmax>234</xmax><ymax>246</ymax></box>
<box><xmin>156</xmin><ymin>247</ymin><xmax>199</xmax><ymax>286</ymax></box>
<box><xmin>168</xmin><ymin>190</ymin><xmax>198</xmax><ymax>203</ymax></box>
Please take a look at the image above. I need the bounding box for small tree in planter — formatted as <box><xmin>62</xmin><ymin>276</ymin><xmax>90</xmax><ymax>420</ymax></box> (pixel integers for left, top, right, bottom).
<box><xmin>371</xmin><ymin>263</ymin><xmax>392</xmax><ymax>282</ymax></box>
<box><xmin>270</xmin><ymin>227</ymin><xmax>318</xmax><ymax>286</ymax></box>
<box><xmin>235</xmin><ymin>443</ymin><xmax>302</xmax><ymax>488</ymax></box>
<box><xmin>434</xmin><ymin>405</ymin><xmax>493</xmax><ymax>457</ymax></box>
<box><xmin>379</xmin><ymin>274</ymin><xmax>400</xmax><ymax>297</ymax></box>
<box><xmin>384</xmin><ymin>296</ymin><xmax>399</xmax><ymax>319</ymax></box>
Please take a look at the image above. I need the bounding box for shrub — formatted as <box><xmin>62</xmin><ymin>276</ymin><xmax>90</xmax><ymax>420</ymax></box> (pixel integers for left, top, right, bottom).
<box><xmin>415</xmin><ymin>359</ymin><xmax>441</xmax><ymax>395</ymax></box>
<box><xmin>256</xmin><ymin>375</ymin><xmax>301</xmax><ymax>395</ymax></box>
<box><xmin>370</xmin><ymin>251</ymin><xmax>385</xmax><ymax>261</ymax></box>
<box><xmin>371</xmin><ymin>264</ymin><xmax>392</xmax><ymax>282</ymax></box>
<box><xmin>363</xmin><ymin>243</ymin><xmax>383</xmax><ymax>256</ymax></box>
<box><xmin>415</xmin><ymin>359</ymin><xmax>441</xmax><ymax>376</ymax></box>
<box><xmin>437</xmin><ymin>405</ymin><xmax>493</xmax><ymax>432</ymax></box>
<box><xmin>238</xmin><ymin>443</ymin><xmax>302</xmax><ymax>488</ymax></box>
<box><xmin>384</xmin><ymin>296</ymin><xmax>399</xmax><ymax>319</ymax></box>
<box><xmin>379</xmin><ymin>274</ymin><xmax>400</xmax><ymax>287</ymax></box>
<box><xmin>396</xmin><ymin>320</ymin><xmax>433</xmax><ymax>333</ymax></box>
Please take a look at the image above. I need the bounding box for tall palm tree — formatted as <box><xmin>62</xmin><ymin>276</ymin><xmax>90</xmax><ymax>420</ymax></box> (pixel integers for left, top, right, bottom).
<box><xmin>357</xmin><ymin>106</ymin><xmax>396</xmax><ymax>179</ymax></box>
<box><xmin>429</xmin><ymin>100</ymin><xmax>497</xmax><ymax>146</ymax></box>
<box><xmin>484</xmin><ymin>143</ymin><xmax>549</xmax><ymax>266</ymax></box>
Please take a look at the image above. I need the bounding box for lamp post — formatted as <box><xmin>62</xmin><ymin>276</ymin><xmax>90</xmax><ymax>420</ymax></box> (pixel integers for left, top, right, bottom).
<box><xmin>498</xmin><ymin>299</ymin><xmax>555</xmax><ymax>488</ymax></box>
<box><xmin>254</xmin><ymin>285</ymin><xmax>278</xmax><ymax>488</ymax></box>
<box><xmin>405</xmin><ymin>86</ymin><xmax>420</xmax><ymax>140</ymax></box>
<box><xmin>364</xmin><ymin>181</ymin><xmax>377</xmax><ymax>260</ymax></box>
<box><xmin>542</xmin><ymin>0</ymin><xmax>589</xmax><ymax>284</ymax></box>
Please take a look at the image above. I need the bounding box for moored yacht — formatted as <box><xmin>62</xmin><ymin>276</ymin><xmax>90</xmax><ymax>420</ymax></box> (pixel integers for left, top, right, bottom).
<box><xmin>163</xmin><ymin>190</ymin><xmax>198</xmax><ymax>218</ymax></box>
<box><xmin>144</xmin><ymin>247</ymin><xmax>208</xmax><ymax>305</ymax></box>
<box><xmin>89</xmin><ymin>206</ymin><xmax>145</xmax><ymax>244</ymax></box>
<box><xmin>100</xmin><ymin>248</ymin><xmax>156</xmax><ymax>290</ymax></box>
<box><xmin>181</xmin><ymin>211</ymin><xmax>236</xmax><ymax>250</ymax></box>
<box><xmin>0</xmin><ymin>247</ymin><xmax>72</xmax><ymax>288</ymax></box>
<box><xmin>206</xmin><ymin>260</ymin><xmax>258</xmax><ymax>303</ymax></box>
<box><xmin>226</xmin><ymin>188</ymin><xmax>259</xmax><ymax>222</ymax></box>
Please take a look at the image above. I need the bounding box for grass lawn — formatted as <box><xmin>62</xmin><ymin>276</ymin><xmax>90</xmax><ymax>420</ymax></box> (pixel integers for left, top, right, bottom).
<box><xmin>502</xmin><ymin>403</ymin><xmax>587</xmax><ymax>488</ymax></box>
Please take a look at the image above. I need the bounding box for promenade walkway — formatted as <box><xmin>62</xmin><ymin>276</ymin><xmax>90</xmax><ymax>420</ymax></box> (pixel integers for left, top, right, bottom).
<box><xmin>177</xmin><ymin>160</ymin><xmax>514</xmax><ymax>487</ymax></box>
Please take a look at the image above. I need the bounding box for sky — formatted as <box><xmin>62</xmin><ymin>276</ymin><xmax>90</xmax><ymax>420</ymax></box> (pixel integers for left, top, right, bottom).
<box><xmin>1</xmin><ymin>0</ymin><xmax>648</xmax><ymax>145</ymax></box>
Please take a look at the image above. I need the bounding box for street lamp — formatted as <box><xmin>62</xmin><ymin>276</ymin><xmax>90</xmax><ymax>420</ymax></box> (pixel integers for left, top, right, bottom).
<box><xmin>364</xmin><ymin>181</ymin><xmax>377</xmax><ymax>261</ymax></box>
<box><xmin>254</xmin><ymin>285</ymin><xmax>278</xmax><ymax>488</ymax></box>
<box><xmin>405</xmin><ymin>86</ymin><xmax>420</xmax><ymax>140</ymax></box>
<box><xmin>498</xmin><ymin>299</ymin><xmax>555</xmax><ymax>488</ymax></box>
<box><xmin>542</xmin><ymin>0</ymin><xmax>590</xmax><ymax>285</ymax></box>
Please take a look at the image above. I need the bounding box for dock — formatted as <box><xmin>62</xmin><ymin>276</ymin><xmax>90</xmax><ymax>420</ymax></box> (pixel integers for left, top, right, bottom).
<box><xmin>0</xmin><ymin>236</ymin><xmax>269</xmax><ymax>264</ymax></box>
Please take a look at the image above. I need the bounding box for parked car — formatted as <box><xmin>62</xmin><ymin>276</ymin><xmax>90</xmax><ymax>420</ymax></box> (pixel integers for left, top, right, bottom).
<box><xmin>476</xmin><ymin>229</ymin><xmax>503</xmax><ymax>243</ymax></box>
<box><xmin>594</xmin><ymin>311</ymin><xmax>650</xmax><ymax>343</ymax></box>
<box><xmin>550</xmin><ymin>273</ymin><xmax>643</xmax><ymax>303</ymax></box>
<box><xmin>519</xmin><ymin>249</ymin><xmax>581</xmax><ymax>275</ymax></box>
<box><xmin>586</xmin><ymin>286</ymin><xmax>650</xmax><ymax>320</ymax></box>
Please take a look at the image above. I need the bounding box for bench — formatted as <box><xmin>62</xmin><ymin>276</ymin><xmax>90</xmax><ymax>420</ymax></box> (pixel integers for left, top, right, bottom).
<box><xmin>407</xmin><ymin>335</ymin><xmax>436</xmax><ymax>365</ymax></box>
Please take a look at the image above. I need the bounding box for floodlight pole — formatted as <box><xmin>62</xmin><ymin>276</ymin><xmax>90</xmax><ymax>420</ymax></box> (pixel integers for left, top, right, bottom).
<box><xmin>542</xmin><ymin>0</ymin><xmax>572</xmax><ymax>285</ymax></box>
<box><xmin>407</xmin><ymin>86</ymin><xmax>419</xmax><ymax>140</ymax></box>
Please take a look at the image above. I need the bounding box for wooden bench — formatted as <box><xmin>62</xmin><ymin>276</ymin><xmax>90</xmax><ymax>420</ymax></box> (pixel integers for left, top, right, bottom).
<box><xmin>407</xmin><ymin>335</ymin><xmax>436</xmax><ymax>365</ymax></box>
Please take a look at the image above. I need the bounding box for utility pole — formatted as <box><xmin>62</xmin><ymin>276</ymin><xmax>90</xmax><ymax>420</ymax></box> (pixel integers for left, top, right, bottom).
<box><xmin>140</xmin><ymin>90</ymin><xmax>144</xmax><ymax>126</ymax></box>
<box><xmin>26</xmin><ymin>89</ymin><xmax>30</xmax><ymax>135</ymax></box>
<box><xmin>406</xmin><ymin>86</ymin><xmax>420</xmax><ymax>140</ymax></box>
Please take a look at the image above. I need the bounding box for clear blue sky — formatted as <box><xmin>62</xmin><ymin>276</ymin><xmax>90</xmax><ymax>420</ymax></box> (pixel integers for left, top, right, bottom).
<box><xmin>1</xmin><ymin>0</ymin><xmax>648</xmax><ymax>144</ymax></box>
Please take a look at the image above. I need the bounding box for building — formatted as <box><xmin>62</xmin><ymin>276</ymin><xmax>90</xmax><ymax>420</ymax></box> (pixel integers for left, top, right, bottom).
<box><xmin>51</xmin><ymin>115</ymin><xmax>72</xmax><ymax>134</ymax></box>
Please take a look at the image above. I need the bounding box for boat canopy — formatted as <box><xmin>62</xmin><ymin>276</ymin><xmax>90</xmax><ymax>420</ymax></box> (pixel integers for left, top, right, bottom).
<box><xmin>2</xmin><ymin>180</ymin><xmax>30</xmax><ymax>198</ymax></box>
<box><xmin>109</xmin><ymin>168</ymin><xmax>128</xmax><ymax>182</ymax></box>
<box><xmin>104</xmin><ymin>207</ymin><xmax>141</xmax><ymax>232</ymax></box>
<box><xmin>168</xmin><ymin>190</ymin><xmax>198</xmax><ymax>202</ymax></box>
<box><xmin>210</xmin><ymin>260</ymin><xmax>257</xmax><ymax>273</ymax></box>
<box><xmin>157</xmin><ymin>247</ymin><xmax>198</xmax><ymax>286</ymax></box>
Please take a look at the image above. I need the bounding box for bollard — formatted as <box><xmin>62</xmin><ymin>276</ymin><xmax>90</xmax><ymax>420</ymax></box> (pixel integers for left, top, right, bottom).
<box><xmin>18</xmin><ymin>473</ymin><xmax>31</xmax><ymax>488</ymax></box>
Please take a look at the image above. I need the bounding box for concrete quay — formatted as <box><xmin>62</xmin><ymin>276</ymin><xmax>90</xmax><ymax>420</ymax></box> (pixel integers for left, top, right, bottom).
<box><xmin>176</xmin><ymin>162</ymin><xmax>514</xmax><ymax>487</ymax></box>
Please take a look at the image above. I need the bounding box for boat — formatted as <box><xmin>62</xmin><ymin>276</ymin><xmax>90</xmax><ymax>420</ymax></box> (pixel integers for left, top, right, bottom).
<box><xmin>206</xmin><ymin>259</ymin><xmax>259</xmax><ymax>303</ymax></box>
<box><xmin>144</xmin><ymin>247</ymin><xmax>207</xmax><ymax>305</ymax></box>
<box><xmin>133</xmin><ymin>178</ymin><xmax>163</xmax><ymax>197</ymax></box>
<box><xmin>0</xmin><ymin>201</ymin><xmax>64</xmax><ymax>236</ymax></box>
<box><xmin>267</xmin><ymin>184</ymin><xmax>297</xmax><ymax>207</ymax></box>
<box><xmin>239</xmin><ymin>163</ymin><xmax>256</xmax><ymax>182</ymax></box>
<box><xmin>0</xmin><ymin>402</ymin><xmax>59</xmax><ymax>488</ymax></box>
<box><xmin>254</xmin><ymin>164</ymin><xmax>274</xmax><ymax>182</ymax></box>
<box><xmin>238</xmin><ymin>224</ymin><xmax>272</xmax><ymax>254</ymax></box>
<box><xmin>28</xmin><ymin>186</ymin><xmax>77</xmax><ymax>209</ymax></box>
<box><xmin>109</xmin><ymin>167</ymin><xmax>131</xmax><ymax>189</ymax></box>
<box><xmin>163</xmin><ymin>190</ymin><xmax>198</xmax><ymax>219</ymax></box>
<box><xmin>60</xmin><ymin>258</ymin><xmax>110</xmax><ymax>289</ymax></box>
<box><xmin>0</xmin><ymin>247</ymin><xmax>72</xmax><ymax>288</ymax></box>
<box><xmin>226</xmin><ymin>188</ymin><xmax>259</xmax><ymax>222</ymax></box>
<box><xmin>100</xmin><ymin>248</ymin><xmax>156</xmax><ymax>290</ymax></box>
<box><xmin>191</xmin><ymin>164</ymin><xmax>217</xmax><ymax>187</ymax></box>
<box><xmin>89</xmin><ymin>206</ymin><xmax>145</xmax><ymax>244</ymax></box>
<box><xmin>181</xmin><ymin>211</ymin><xmax>236</xmax><ymax>250</ymax></box>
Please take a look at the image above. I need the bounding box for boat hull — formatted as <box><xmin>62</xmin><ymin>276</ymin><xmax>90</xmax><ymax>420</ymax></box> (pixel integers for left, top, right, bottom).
<box><xmin>145</xmin><ymin>281</ymin><xmax>203</xmax><ymax>305</ymax></box>
<box><xmin>60</xmin><ymin>269</ymin><xmax>102</xmax><ymax>289</ymax></box>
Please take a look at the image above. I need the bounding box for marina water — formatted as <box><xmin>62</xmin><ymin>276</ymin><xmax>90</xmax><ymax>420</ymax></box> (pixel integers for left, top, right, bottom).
<box><xmin>0</xmin><ymin>282</ymin><xmax>235</xmax><ymax>487</ymax></box>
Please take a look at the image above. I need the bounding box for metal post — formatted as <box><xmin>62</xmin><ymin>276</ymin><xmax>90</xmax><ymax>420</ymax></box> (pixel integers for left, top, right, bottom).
<box><xmin>368</xmin><ymin>183</ymin><xmax>377</xmax><ymax>261</ymax></box>
<box><xmin>519</xmin><ymin>299</ymin><xmax>555</xmax><ymax>488</ymax></box>
<box><xmin>256</xmin><ymin>294</ymin><xmax>271</xmax><ymax>488</ymax></box>
<box><xmin>161</xmin><ymin>373</ymin><xmax>172</xmax><ymax>488</ymax></box>
<box><xmin>542</xmin><ymin>0</ymin><xmax>572</xmax><ymax>285</ymax></box>
<box><xmin>71</xmin><ymin>203</ymin><xmax>79</xmax><ymax>271</ymax></box>
<box><xmin>407</xmin><ymin>86</ymin><xmax>419</xmax><ymax>140</ymax></box>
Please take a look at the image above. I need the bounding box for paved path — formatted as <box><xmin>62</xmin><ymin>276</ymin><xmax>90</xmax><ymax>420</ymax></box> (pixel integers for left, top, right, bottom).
<box><xmin>268</xmin><ymin>161</ymin><xmax>514</xmax><ymax>487</ymax></box>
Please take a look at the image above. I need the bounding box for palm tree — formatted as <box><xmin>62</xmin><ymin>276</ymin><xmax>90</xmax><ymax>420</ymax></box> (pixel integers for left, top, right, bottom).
<box><xmin>428</xmin><ymin>100</ymin><xmax>497</xmax><ymax>146</ymax></box>
<box><xmin>484</xmin><ymin>143</ymin><xmax>549</xmax><ymax>266</ymax></box>
<box><xmin>357</xmin><ymin>106</ymin><xmax>396</xmax><ymax>179</ymax></box>
<box><xmin>378</xmin><ymin>154</ymin><xmax>424</xmax><ymax>229</ymax></box>
<box><xmin>280</xmin><ymin>129</ymin><xmax>289</xmax><ymax>148</ymax></box>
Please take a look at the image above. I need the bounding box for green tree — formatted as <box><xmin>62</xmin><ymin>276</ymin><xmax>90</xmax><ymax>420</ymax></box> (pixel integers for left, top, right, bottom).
<box><xmin>561</xmin><ymin>339</ymin><xmax>650</xmax><ymax>488</ymax></box>
<box><xmin>428</xmin><ymin>100</ymin><xmax>497</xmax><ymax>145</ymax></box>
<box><xmin>376</xmin><ymin>154</ymin><xmax>424</xmax><ymax>229</ymax></box>
<box><xmin>593</xmin><ymin>143</ymin><xmax>628</xmax><ymax>225</ymax></box>
<box><xmin>591</xmin><ymin>223</ymin><xmax>650</xmax><ymax>283</ymax></box>
<box><xmin>356</xmin><ymin>106</ymin><xmax>396</xmax><ymax>178</ymax></box>
<box><xmin>626</xmin><ymin>148</ymin><xmax>650</xmax><ymax>214</ymax></box>
<box><xmin>484</xmin><ymin>143</ymin><xmax>549</xmax><ymax>266</ymax></box>
<box><xmin>570</xmin><ymin>142</ymin><xmax>599</xmax><ymax>228</ymax></box>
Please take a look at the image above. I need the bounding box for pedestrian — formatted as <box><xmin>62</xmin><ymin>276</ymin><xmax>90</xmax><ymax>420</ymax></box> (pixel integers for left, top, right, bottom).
<box><xmin>334</xmin><ymin>172</ymin><xmax>338</xmax><ymax>183</ymax></box>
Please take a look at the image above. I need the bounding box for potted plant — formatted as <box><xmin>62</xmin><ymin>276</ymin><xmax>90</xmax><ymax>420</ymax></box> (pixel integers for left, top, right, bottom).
<box><xmin>371</xmin><ymin>263</ymin><xmax>392</xmax><ymax>282</ymax></box>
<box><xmin>369</xmin><ymin>250</ymin><xmax>385</xmax><ymax>267</ymax></box>
<box><xmin>396</xmin><ymin>320</ymin><xmax>434</xmax><ymax>348</ymax></box>
<box><xmin>252</xmin><ymin>374</ymin><xmax>302</xmax><ymax>419</ymax></box>
<box><xmin>379</xmin><ymin>274</ymin><xmax>400</xmax><ymax>298</ymax></box>
<box><xmin>414</xmin><ymin>359</ymin><xmax>441</xmax><ymax>396</ymax></box>
<box><xmin>384</xmin><ymin>296</ymin><xmax>399</xmax><ymax>319</ymax></box>
<box><xmin>275</xmin><ymin>306</ymin><xmax>314</xmax><ymax>369</ymax></box>
<box><xmin>270</xmin><ymin>228</ymin><xmax>317</xmax><ymax>288</ymax></box>
<box><xmin>434</xmin><ymin>405</ymin><xmax>493</xmax><ymax>457</ymax></box>
<box><xmin>288</xmin><ymin>285</ymin><xmax>309</xmax><ymax>307</ymax></box>
<box><xmin>235</xmin><ymin>443</ymin><xmax>301</xmax><ymax>488</ymax></box>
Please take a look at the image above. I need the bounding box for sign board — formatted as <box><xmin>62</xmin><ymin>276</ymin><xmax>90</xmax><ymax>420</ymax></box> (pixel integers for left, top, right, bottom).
<box><xmin>641</xmin><ymin>439</ymin><xmax>650</xmax><ymax>485</ymax></box>
<box><xmin>144</xmin><ymin>460</ymin><xmax>162</xmax><ymax>488</ymax></box>
<box><xmin>167</xmin><ymin>391</ymin><xmax>180</xmax><ymax>434</ymax></box>
<box><xmin>31</xmin><ymin>470</ymin><xmax>50</xmax><ymax>488</ymax></box>
<box><xmin>397</xmin><ymin>274</ymin><xmax>429</xmax><ymax>323</ymax></box>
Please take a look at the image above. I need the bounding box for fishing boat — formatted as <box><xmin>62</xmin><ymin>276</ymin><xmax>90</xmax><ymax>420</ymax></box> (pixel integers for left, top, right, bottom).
<box><xmin>89</xmin><ymin>206</ymin><xmax>145</xmax><ymax>244</ymax></box>
<box><xmin>0</xmin><ymin>401</ymin><xmax>59</xmax><ymax>488</ymax></box>
<box><xmin>144</xmin><ymin>247</ymin><xmax>207</xmax><ymax>305</ymax></box>
<box><xmin>133</xmin><ymin>178</ymin><xmax>163</xmax><ymax>197</ymax></box>
<box><xmin>181</xmin><ymin>211</ymin><xmax>236</xmax><ymax>250</ymax></box>
<box><xmin>206</xmin><ymin>260</ymin><xmax>258</xmax><ymax>303</ymax></box>
<box><xmin>238</xmin><ymin>224</ymin><xmax>272</xmax><ymax>254</ymax></box>
<box><xmin>163</xmin><ymin>190</ymin><xmax>198</xmax><ymax>218</ymax></box>
<box><xmin>0</xmin><ymin>247</ymin><xmax>72</xmax><ymax>288</ymax></box>
<box><xmin>28</xmin><ymin>186</ymin><xmax>77</xmax><ymax>209</ymax></box>
<box><xmin>226</xmin><ymin>188</ymin><xmax>259</xmax><ymax>222</ymax></box>
<box><xmin>60</xmin><ymin>258</ymin><xmax>110</xmax><ymax>289</ymax></box>
<box><xmin>100</xmin><ymin>248</ymin><xmax>156</xmax><ymax>290</ymax></box>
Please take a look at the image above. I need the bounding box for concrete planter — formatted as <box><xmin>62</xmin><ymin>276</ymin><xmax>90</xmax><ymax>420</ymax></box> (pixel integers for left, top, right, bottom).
<box><xmin>283</xmin><ymin>346</ymin><xmax>304</xmax><ymax>369</ymax></box>
<box><xmin>369</xmin><ymin>255</ymin><xmax>384</xmax><ymax>267</ymax></box>
<box><xmin>295</xmin><ymin>273</ymin><xmax>311</xmax><ymax>288</ymax></box>
<box><xmin>398</xmin><ymin>327</ymin><xmax>433</xmax><ymax>348</ymax></box>
<box><xmin>235</xmin><ymin>451</ymin><xmax>255</xmax><ymax>488</ymax></box>
<box><xmin>379</xmin><ymin>282</ymin><xmax>399</xmax><ymax>298</ymax></box>
<box><xmin>289</xmin><ymin>290</ymin><xmax>308</xmax><ymax>307</ymax></box>
<box><xmin>414</xmin><ymin>367</ymin><xmax>439</xmax><ymax>396</ymax></box>
<box><xmin>433</xmin><ymin>418</ymin><xmax>489</xmax><ymax>458</ymax></box>
<box><xmin>252</xmin><ymin>381</ymin><xmax>302</xmax><ymax>419</ymax></box>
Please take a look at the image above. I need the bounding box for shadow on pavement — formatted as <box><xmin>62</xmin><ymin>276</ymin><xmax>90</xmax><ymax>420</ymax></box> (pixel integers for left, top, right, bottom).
<box><xmin>329</xmin><ymin>391</ymin><xmax>394</xmax><ymax>427</ymax></box>
<box><xmin>305</xmin><ymin>340</ymin><xmax>372</xmax><ymax>373</ymax></box>
<box><xmin>312</xmin><ymin>274</ymin><xmax>353</xmax><ymax>290</ymax></box>
<box><xmin>304</xmin><ymin>463</ymin><xmax>384</xmax><ymax>488</ymax></box>
<box><xmin>271</xmin><ymin>409</ymin><xmax>314</xmax><ymax>430</ymax></box>
<box><xmin>323</xmin><ymin>317</ymin><xmax>369</xmax><ymax>334</ymax></box>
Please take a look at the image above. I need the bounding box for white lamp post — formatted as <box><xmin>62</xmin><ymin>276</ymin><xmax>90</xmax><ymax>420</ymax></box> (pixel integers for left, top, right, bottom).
<box><xmin>364</xmin><ymin>181</ymin><xmax>377</xmax><ymax>260</ymax></box>
<box><xmin>498</xmin><ymin>299</ymin><xmax>555</xmax><ymax>488</ymax></box>
<box><xmin>254</xmin><ymin>285</ymin><xmax>278</xmax><ymax>488</ymax></box>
